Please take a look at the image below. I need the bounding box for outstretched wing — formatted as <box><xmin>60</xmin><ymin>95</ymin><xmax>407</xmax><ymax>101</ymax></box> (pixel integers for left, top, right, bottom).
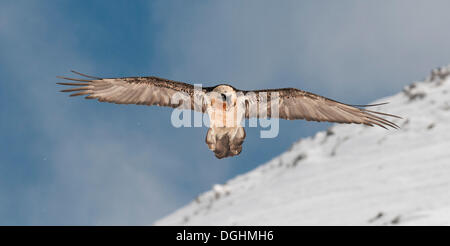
<box><xmin>57</xmin><ymin>71</ymin><xmax>209</xmax><ymax>111</ymax></box>
<box><xmin>239</xmin><ymin>88</ymin><xmax>401</xmax><ymax>129</ymax></box>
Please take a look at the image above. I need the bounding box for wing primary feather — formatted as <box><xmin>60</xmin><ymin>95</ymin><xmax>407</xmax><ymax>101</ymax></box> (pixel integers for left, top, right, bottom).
<box><xmin>70</xmin><ymin>91</ymin><xmax>90</xmax><ymax>97</ymax></box>
<box><xmin>70</xmin><ymin>70</ymin><xmax>102</xmax><ymax>80</ymax></box>
<box><xmin>57</xmin><ymin>82</ymin><xmax>90</xmax><ymax>86</ymax></box>
<box><xmin>364</xmin><ymin>114</ymin><xmax>399</xmax><ymax>129</ymax></box>
<box><xmin>361</xmin><ymin>109</ymin><xmax>402</xmax><ymax>119</ymax></box>
<box><xmin>369</xmin><ymin>121</ymin><xmax>388</xmax><ymax>129</ymax></box>
<box><xmin>56</xmin><ymin>76</ymin><xmax>92</xmax><ymax>82</ymax></box>
<box><xmin>349</xmin><ymin>102</ymin><xmax>390</xmax><ymax>107</ymax></box>
<box><xmin>363</xmin><ymin>117</ymin><xmax>388</xmax><ymax>129</ymax></box>
<box><xmin>60</xmin><ymin>87</ymin><xmax>91</xmax><ymax>92</ymax></box>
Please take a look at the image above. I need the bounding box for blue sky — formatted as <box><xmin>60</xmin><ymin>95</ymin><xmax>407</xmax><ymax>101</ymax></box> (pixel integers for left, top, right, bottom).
<box><xmin>1</xmin><ymin>0</ymin><xmax>450</xmax><ymax>225</ymax></box>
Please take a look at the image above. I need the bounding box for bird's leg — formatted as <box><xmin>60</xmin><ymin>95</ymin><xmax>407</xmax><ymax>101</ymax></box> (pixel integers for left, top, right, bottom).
<box><xmin>205</xmin><ymin>127</ymin><xmax>217</xmax><ymax>151</ymax></box>
<box><xmin>205</xmin><ymin>127</ymin><xmax>246</xmax><ymax>159</ymax></box>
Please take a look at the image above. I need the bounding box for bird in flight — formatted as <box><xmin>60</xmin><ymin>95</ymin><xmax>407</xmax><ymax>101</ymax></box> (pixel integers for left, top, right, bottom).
<box><xmin>58</xmin><ymin>71</ymin><xmax>400</xmax><ymax>159</ymax></box>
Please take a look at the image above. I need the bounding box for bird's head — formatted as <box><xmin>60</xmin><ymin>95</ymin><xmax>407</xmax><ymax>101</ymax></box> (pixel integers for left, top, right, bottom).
<box><xmin>211</xmin><ymin>85</ymin><xmax>237</xmax><ymax>109</ymax></box>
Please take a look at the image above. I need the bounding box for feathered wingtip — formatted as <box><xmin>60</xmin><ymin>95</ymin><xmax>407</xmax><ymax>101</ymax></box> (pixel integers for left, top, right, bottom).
<box><xmin>56</xmin><ymin>70</ymin><xmax>101</xmax><ymax>82</ymax></box>
<box><xmin>347</xmin><ymin>101</ymin><xmax>403</xmax><ymax>129</ymax></box>
<box><xmin>57</xmin><ymin>70</ymin><xmax>101</xmax><ymax>97</ymax></box>
<box><xmin>69</xmin><ymin>70</ymin><xmax>102</xmax><ymax>80</ymax></box>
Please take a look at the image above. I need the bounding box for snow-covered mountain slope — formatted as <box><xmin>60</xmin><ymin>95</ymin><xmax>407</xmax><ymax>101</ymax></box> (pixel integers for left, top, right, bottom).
<box><xmin>156</xmin><ymin>66</ymin><xmax>450</xmax><ymax>226</ymax></box>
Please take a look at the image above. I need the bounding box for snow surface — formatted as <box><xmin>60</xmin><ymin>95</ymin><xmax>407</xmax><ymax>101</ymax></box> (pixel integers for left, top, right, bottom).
<box><xmin>156</xmin><ymin>66</ymin><xmax>450</xmax><ymax>226</ymax></box>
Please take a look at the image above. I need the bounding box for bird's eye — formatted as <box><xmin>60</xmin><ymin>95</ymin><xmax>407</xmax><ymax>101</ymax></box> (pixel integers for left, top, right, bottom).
<box><xmin>221</xmin><ymin>93</ymin><xmax>226</xmax><ymax>101</ymax></box>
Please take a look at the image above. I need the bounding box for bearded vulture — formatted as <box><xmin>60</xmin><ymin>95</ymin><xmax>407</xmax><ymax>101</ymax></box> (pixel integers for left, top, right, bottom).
<box><xmin>57</xmin><ymin>71</ymin><xmax>400</xmax><ymax>159</ymax></box>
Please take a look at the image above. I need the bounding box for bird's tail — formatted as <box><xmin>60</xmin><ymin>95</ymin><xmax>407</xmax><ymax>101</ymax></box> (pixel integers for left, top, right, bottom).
<box><xmin>206</xmin><ymin>127</ymin><xmax>246</xmax><ymax>159</ymax></box>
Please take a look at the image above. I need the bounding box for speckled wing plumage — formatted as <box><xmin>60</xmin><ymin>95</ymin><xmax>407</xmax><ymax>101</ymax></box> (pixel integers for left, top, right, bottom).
<box><xmin>239</xmin><ymin>88</ymin><xmax>400</xmax><ymax>129</ymax></box>
<box><xmin>57</xmin><ymin>71</ymin><xmax>210</xmax><ymax>112</ymax></box>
